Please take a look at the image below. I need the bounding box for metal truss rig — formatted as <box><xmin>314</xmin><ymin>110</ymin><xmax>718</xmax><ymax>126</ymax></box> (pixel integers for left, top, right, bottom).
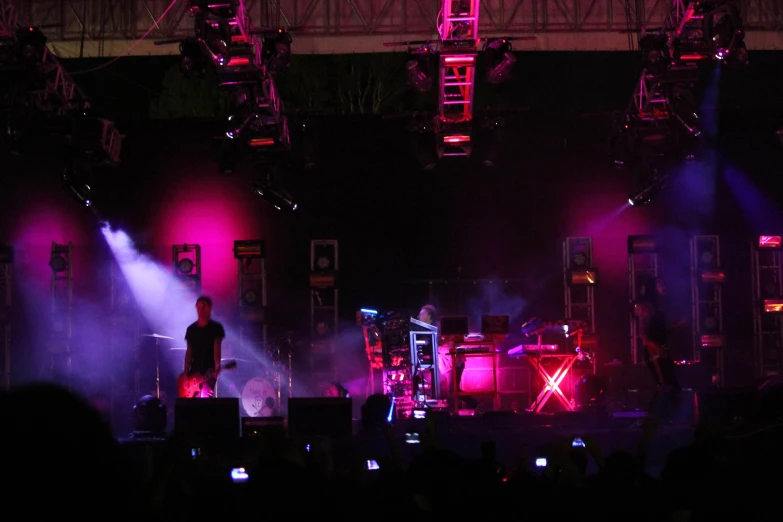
<box><xmin>0</xmin><ymin>0</ymin><xmax>123</xmax><ymax>163</ymax></box>
<box><xmin>188</xmin><ymin>0</ymin><xmax>290</xmax><ymax>153</ymax></box>
<box><xmin>436</xmin><ymin>0</ymin><xmax>480</xmax><ymax>157</ymax></box>
<box><xmin>626</xmin><ymin>0</ymin><xmax>750</xmax><ymax>144</ymax></box>
<box><xmin>14</xmin><ymin>0</ymin><xmax>783</xmax><ymax>55</ymax></box>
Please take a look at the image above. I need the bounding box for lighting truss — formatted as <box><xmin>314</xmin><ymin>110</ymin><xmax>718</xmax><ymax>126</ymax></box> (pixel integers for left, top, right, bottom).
<box><xmin>0</xmin><ymin>0</ymin><xmax>123</xmax><ymax>164</ymax></box>
<box><xmin>616</xmin><ymin>0</ymin><xmax>747</xmax><ymax>167</ymax></box>
<box><xmin>434</xmin><ymin>0</ymin><xmax>481</xmax><ymax>158</ymax></box>
<box><xmin>187</xmin><ymin>0</ymin><xmax>290</xmax><ymax>154</ymax></box>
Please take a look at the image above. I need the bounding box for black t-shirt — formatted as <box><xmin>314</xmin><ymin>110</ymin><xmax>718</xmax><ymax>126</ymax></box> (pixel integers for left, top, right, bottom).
<box><xmin>647</xmin><ymin>308</ymin><xmax>668</xmax><ymax>346</ymax></box>
<box><xmin>185</xmin><ymin>320</ymin><xmax>226</xmax><ymax>375</ymax></box>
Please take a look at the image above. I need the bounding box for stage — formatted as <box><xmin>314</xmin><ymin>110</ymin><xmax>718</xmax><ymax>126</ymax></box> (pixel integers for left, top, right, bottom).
<box><xmin>119</xmin><ymin>410</ymin><xmax>694</xmax><ymax>478</ymax></box>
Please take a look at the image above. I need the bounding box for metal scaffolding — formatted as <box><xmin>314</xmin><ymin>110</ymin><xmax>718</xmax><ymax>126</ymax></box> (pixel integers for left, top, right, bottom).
<box><xmin>563</xmin><ymin>237</ymin><xmax>596</xmax><ymax>330</ymax></box>
<box><xmin>233</xmin><ymin>240</ymin><xmax>268</xmax><ymax>353</ymax></box>
<box><xmin>752</xmin><ymin>237</ymin><xmax>783</xmax><ymax>378</ymax></box>
<box><xmin>690</xmin><ymin>235</ymin><xmax>724</xmax><ymax>386</ymax></box>
<box><xmin>172</xmin><ymin>244</ymin><xmax>202</xmax><ymax>295</ymax></box>
<box><xmin>310</xmin><ymin>239</ymin><xmax>339</xmax><ymax>381</ymax></box>
<box><xmin>628</xmin><ymin>235</ymin><xmax>659</xmax><ymax>365</ymax></box>
<box><xmin>0</xmin><ymin>0</ymin><xmax>123</xmax><ymax>162</ymax></box>
<box><xmin>109</xmin><ymin>261</ymin><xmax>139</xmax><ymax>424</ymax></box>
<box><xmin>47</xmin><ymin>242</ymin><xmax>73</xmax><ymax>388</ymax></box>
<box><xmin>0</xmin><ymin>246</ymin><xmax>11</xmax><ymax>390</ymax></box>
<box><xmin>14</xmin><ymin>0</ymin><xmax>782</xmax><ymax>56</ymax></box>
<box><xmin>563</xmin><ymin>236</ymin><xmax>596</xmax><ymax>371</ymax></box>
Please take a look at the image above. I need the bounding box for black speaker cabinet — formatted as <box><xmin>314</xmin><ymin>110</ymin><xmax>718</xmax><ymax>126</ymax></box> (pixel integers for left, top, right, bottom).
<box><xmin>175</xmin><ymin>398</ymin><xmax>240</xmax><ymax>443</ymax></box>
<box><xmin>287</xmin><ymin>397</ymin><xmax>352</xmax><ymax>439</ymax></box>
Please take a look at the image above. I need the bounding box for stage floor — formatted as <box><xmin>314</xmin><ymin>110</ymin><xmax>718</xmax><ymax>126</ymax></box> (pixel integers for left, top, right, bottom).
<box><xmin>119</xmin><ymin>411</ymin><xmax>694</xmax><ymax>478</ymax></box>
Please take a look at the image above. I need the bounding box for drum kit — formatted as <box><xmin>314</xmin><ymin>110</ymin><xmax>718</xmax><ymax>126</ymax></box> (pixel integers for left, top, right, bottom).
<box><xmin>142</xmin><ymin>331</ymin><xmax>293</xmax><ymax>418</ymax></box>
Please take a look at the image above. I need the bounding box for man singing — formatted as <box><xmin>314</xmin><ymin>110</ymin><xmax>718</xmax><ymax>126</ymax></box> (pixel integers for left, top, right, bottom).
<box><xmin>183</xmin><ymin>296</ymin><xmax>226</xmax><ymax>398</ymax></box>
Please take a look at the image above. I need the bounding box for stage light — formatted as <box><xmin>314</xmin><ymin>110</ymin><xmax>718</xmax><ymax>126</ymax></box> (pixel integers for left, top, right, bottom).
<box><xmin>179</xmin><ymin>37</ymin><xmax>207</xmax><ymax>76</ymax></box>
<box><xmin>178</xmin><ymin>258</ymin><xmax>195</xmax><ymax>274</ymax></box>
<box><xmin>234</xmin><ymin>240</ymin><xmax>266</xmax><ymax>258</ymax></box>
<box><xmin>406</xmin><ymin>58</ymin><xmax>432</xmax><ymax>93</ymax></box>
<box><xmin>15</xmin><ymin>27</ymin><xmax>47</xmax><ymax>62</ymax></box>
<box><xmin>198</xmin><ymin>13</ymin><xmax>232</xmax><ymax>66</ymax></box>
<box><xmin>63</xmin><ymin>166</ymin><xmax>92</xmax><ymax>207</ymax></box>
<box><xmin>627</xmin><ymin>235</ymin><xmax>658</xmax><ymax>253</ymax></box>
<box><xmin>568</xmin><ymin>269</ymin><xmax>598</xmax><ymax>286</ymax></box>
<box><xmin>485</xmin><ymin>39</ymin><xmax>516</xmax><ymax>84</ymax></box>
<box><xmin>49</xmin><ymin>254</ymin><xmax>67</xmax><ymax>273</ymax></box>
<box><xmin>763</xmin><ymin>300</ymin><xmax>783</xmax><ymax>313</ymax></box>
<box><xmin>253</xmin><ymin>173</ymin><xmax>297</xmax><ymax>211</ymax></box>
<box><xmin>358</xmin><ymin>308</ymin><xmax>379</xmax><ymax>327</ymax></box>
<box><xmin>438</xmin><ymin>133</ymin><xmax>472</xmax><ymax>157</ymax></box>
<box><xmin>226</xmin><ymin>98</ymin><xmax>258</xmax><ymax>139</ymax></box>
<box><xmin>262</xmin><ymin>29</ymin><xmax>292</xmax><ymax>73</ymax></box>
<box><xmin>133</xmin><ymin>395</ymin><xmax>167</xmax><ymax>435</ymax></box>
<box><xmin>701</xmin><ymin>268</ymin><xmax>725</xmax><ymax>284</ymax></box>
<box><xmin>639</xmin><ymin>33</ymin><xmax>670</xmax><ymax>75</ymax></box>
<box><xmin>759</xmin><ymin>236</ymin><xmax>782</xmax><ymax>249</ymax></box>
<box><xmin>242</xmin><ymin>289</ymin><xmax>259</xmax><ymax>305</ymax></box>
<box><xmin>701</xmin><ymin>334</ymin><xmax>725</xmax><ymax>348</ymax></box>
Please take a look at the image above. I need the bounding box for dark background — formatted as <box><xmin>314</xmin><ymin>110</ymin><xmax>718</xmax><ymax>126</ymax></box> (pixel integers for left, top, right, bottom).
<box><xmin>1</xmin><ymin>51</ymin><xmax>782</xmax><ymax>387</ymax></box>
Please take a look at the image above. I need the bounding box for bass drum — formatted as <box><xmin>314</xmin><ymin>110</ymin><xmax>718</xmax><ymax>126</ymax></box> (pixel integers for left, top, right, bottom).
<box><xmin>241</xmin><ymin>377</ymin><xmax>278</xmax><ymax>417</ymax></box>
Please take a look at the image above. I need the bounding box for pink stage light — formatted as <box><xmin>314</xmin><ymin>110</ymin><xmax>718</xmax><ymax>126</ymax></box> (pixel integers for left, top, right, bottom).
<box><xmin>759</xmin><ymin>236</ymin><xmax>782</xmax><ymax>248</ymax></box>
<box><xmin>153</xmin><ymin>180</ymin><xmax>261</xmax><ymax>308</ymax></box>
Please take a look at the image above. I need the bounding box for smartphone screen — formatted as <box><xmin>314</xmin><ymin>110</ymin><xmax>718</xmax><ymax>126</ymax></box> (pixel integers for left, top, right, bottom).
<box><xmin>366</xmin><ymin>459</ymin><xmax>380</xmax><ymax>470</ymax></box>
<box><xmin>405</xmin><ymin>432</ymin><xmax>420</xmax><ymax>444</ymax></box>
<box><xmin>535</xmin><ymin>457</ymin><xmax>547</xmax><ymax>467</ymax></box>
<box><xmin>572</xmin><ymin>437</ymin><xmax>585</xmax><ymax>448</ymax></box>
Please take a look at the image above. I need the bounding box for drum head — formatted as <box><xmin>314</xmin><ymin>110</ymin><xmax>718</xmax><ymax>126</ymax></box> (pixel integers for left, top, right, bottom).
<box><xmin>241</xmin><ymin>377</ymin><xmax>277</xmax><ymax>417</ymax></box>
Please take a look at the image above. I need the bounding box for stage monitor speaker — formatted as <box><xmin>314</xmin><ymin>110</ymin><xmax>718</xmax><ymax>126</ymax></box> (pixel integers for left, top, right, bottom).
<box><xmin>175</xmin><ymin>398</ymin><xmax>240</xmax><ymax>443</ymax></box>
<box><xmin>288</xmin><ymin>397</ymin><xmax>352</xmax><ymax>439</ymax></box>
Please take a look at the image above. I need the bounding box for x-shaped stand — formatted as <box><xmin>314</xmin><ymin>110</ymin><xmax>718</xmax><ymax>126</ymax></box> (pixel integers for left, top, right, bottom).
<box><xmin>528</xmin><ymin>354</ymin><xmax>578</xmax><ymax>413</ymax></box>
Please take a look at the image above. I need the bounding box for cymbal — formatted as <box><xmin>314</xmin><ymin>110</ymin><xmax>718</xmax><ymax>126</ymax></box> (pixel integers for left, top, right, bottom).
<box><xmin>170</xmin><ymin>347</ymin><xmax>187</xmax><ymax>351</ymax></box>
<box><xmin>143</xmin><ymin>333</ymin><xmax>174</xmax><ymax>340</ymax></box>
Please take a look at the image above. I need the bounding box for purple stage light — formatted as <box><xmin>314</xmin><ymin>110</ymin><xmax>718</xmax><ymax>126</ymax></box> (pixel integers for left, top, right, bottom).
<box><xmin>101</xmin><ymin>223</ymin><xmax>199</xmax><ymax>348</ymax></box>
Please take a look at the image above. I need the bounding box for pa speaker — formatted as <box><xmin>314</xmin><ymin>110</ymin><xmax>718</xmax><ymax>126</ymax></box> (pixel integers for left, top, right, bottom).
<box><xmin>288</xmin><ymin>397</ymin><xmax>352</xmax><ymax>439</ymax></box>
<box><xmin>175</xmin><ymin>398</ymin><xmax>240</xmax><ymax>443</ymax></box>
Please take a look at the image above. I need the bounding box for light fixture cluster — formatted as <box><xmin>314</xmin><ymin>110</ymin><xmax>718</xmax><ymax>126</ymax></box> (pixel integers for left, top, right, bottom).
<box><xmin>613</xmin><ymin>0</ymin><xmax>748</xmax><ymax>207</ymax></box>
<box><xmin>178</xmin><ymin>0</ymin><xmax>295</xmax><ymax>210</ymax></box>
<box><xmin>393</xmin><ymin>0</ymin><xmax>520</xmax><ymax>166</ymax></box>
<box><xmin>1</xmin><ymin>4</ymin><xmax>123</xmax><ymax>211</ymax></box>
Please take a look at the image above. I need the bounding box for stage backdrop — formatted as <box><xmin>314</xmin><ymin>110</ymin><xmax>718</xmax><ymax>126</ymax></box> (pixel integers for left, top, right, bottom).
<box><xmin>1</xmin><ymin>108</ymin><xmax>782</xmax><ymax>387</ymax></box>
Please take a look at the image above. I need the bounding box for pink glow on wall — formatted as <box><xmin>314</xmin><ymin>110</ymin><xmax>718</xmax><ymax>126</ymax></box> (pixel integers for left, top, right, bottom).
<box><xmin>9</xmin><ymin>198</ymin><xmax>91</xmax><ymax>286</ymax></box>
<box><xmin>151</xmin><ymin>178</ymin><xmax>263</xmax><ymax>308</ymax></box>
<box><xmin>562</xmin><ymin>176</ymin><xmax>651</xmax><ymax>275</ymax></box>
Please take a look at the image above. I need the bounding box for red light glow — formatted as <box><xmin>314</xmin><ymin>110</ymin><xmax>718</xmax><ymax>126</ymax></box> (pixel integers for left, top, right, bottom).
<box><xmin>248</xmin><ymin>138</ymin><xmax>275</xmax><ymax>147</ymax></box>
<box><xmin>227</xmin><ymin>57</ymin><xmax>251</xmax><ymax>67</ymax></box>
<box><xmin>759</xmin><ymin>236</ymin><xmax>782</xmax><ymax>248</ymax></box>
<box><xmin>700</xmin><ymin>268</ymin><xmax>725</xmax><ymax>284</ymax></box>
<box><xmin>443</xmin><ymin>55</ymin><xmax>475</xmax><ymax>66</ymax></box>
<box><xmin>764</xmin><ymin>300</ymin><xmax>783</xmax><ymax>313</ymax></box>
<box><xmin>443</xmin><ymin>135</ymin><xmax>471</xmax><ymax>144</ymax></box>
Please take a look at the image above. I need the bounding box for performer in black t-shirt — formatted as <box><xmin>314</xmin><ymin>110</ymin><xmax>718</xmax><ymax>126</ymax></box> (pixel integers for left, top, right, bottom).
<box><xmin>635</xmin><ymin>277</ymin><xmax>681</xmax><ymax>389</ymax></box>
<box><xmin>184</xmin><ymin>296</ymin><xmax>226</xmax><ymax>398</ymax></box>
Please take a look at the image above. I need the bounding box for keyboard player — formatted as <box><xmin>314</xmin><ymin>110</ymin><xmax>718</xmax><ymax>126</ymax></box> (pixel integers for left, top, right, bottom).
<box><xmin>424</xmin><ymin>305</ymin><xmax>479</xmax><ymax>410</ymax></box>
